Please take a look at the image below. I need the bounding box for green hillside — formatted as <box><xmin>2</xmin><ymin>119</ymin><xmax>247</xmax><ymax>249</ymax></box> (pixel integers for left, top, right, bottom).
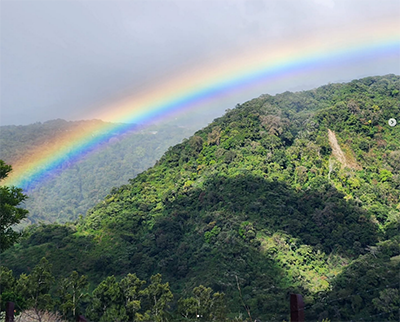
<box><xmin>1</xmin><ymin>75</ymin><xmax>399</xmax><ymax>321</ymax></box>
<box><xmin>0</xmin><ymin>119</ymin><xmax>195</xmax><ymax>224</ymax></box>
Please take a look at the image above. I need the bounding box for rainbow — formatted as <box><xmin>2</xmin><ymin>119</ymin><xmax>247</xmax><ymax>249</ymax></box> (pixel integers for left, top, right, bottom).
<box><xmin>3</xmin><ymin>17</ymin><xmax>400</xmax><ymax>191</ymax></box>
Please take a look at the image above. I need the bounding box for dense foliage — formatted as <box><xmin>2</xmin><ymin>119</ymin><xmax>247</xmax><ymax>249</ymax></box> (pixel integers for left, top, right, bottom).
<box><xmin>0</xmin><ymin>160</ymin><xmax>28</xmax><ymax>252</ymax></box>
<box><xmin>0</xmin><ymin>120</ymin><xmax>195</xmax><ymax>224</ymax></box>
<box><xmin>1</xmin><ymin>75</ymin><xmax>399</xmax><ymax>321</ymax></box>
<box><xmin>2</xmin><ymin>260</ymin><xmax>216</xmax><ymax>321</ymax></box>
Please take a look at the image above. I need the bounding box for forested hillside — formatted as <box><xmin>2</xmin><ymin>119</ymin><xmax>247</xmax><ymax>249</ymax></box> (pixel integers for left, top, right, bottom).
<box><xmin>1</xmin><ymin>75</ymin><xmax>399</xmax><ymax>321</ymax></box>
<box><xmin>0</xmin><ymin>119</ymin><xmax>195</xmax><ymax>224</ymax></box>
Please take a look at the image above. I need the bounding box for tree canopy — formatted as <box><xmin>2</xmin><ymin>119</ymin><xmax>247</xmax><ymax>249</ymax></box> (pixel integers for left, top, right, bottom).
<box><xmin>0</xmin><ymin>160</ymin><xmax>28</xmax><ymax>252</ymax></box>
<box><xmin>1</xmin><ymin>75</ymin><xmax>399</xmax><ymax>321</ymax></box>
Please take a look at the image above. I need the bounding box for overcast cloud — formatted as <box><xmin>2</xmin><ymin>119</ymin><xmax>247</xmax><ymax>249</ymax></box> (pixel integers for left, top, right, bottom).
<box><xmin>1</xmin><ymin>0</ymin><xmax>399</xmax><ymax>126</ymax></box>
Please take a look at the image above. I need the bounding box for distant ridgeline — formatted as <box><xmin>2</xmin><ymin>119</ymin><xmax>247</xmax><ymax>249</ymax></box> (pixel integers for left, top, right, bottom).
<box><xmin>0</xmin><ymin>119</ymin><xmax>196</xmax><ymax>224</ymax></box>
<box><xmin>1</xmin><ymin>75</ymin><xmax>399</xmax><ymax>321</ymax></box>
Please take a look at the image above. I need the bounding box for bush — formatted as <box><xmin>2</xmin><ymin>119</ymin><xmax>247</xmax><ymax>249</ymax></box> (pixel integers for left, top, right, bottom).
<box><xmin>15</xmin><ymin>310</ymin><xmax>66</xmax><ymax>322</ymax></box>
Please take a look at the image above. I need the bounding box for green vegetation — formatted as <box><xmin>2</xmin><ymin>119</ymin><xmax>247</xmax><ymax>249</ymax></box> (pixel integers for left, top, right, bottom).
<box><xmin>1</xmin><ymin>261</ymin><xmax>227</xmax><ymax>321</ymax></box>
<box><xmin>1</xmin><ymin>75</ymin><xmax>399</xmax><ymax>321</ymax></box>
<box><xmin>0</xmin><ymin>161</ymin><xmax>28</xmax><ymax>252</ymax></box>
<box><xmin>0</xmin><ymin>120</ymin><xmax>196</xmax><ymax>224</ymax></box>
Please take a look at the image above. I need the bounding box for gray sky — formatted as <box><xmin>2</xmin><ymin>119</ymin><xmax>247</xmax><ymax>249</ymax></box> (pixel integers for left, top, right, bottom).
<box><xmin>1</xmin><ymin>0</ymin><xmax>399</xmax><ymax>126</ymax></box>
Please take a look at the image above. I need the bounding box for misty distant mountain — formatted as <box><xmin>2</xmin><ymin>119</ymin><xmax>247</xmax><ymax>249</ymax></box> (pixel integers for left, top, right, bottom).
<box><xmin>0</xmin><ymin>119</ymin><xmax>197</xmax><ymax>224</ymax></box>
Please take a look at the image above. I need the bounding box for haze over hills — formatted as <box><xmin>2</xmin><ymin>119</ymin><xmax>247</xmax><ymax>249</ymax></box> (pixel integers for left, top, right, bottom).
<box><xmin>1</xmin><ymin>75</ymin><xmax>399</xmax><ymax>321</ymax></box>
<box><xmin>0</xmin><ymin>119</ymin><xmax>197</xmax><ymax>224</ymax></box>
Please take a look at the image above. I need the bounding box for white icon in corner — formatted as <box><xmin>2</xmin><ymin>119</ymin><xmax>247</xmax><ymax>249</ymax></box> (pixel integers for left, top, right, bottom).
<box><xmin>388</xmin><ymin>118</ymin><xmax>397</xmax><ymax>127</ymax></box>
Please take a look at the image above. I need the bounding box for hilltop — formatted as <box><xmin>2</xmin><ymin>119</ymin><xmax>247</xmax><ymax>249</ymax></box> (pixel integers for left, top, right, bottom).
<box><xmin>1</xmin><ymin>75</ymin><xmax>399</xmax><ymax>321</ymax></box>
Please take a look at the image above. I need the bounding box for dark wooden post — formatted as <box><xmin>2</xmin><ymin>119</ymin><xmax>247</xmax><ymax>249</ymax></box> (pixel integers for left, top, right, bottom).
<box><xmin>5</xmin><ymin>301</ymin><xmax>15</xmax><ymax>322</ymax></box>
<box><xmin>77</xmin><ymin>315</ymin><xmax>88</xmax><ymax>322</ymax></box>
<box><xmin>290</xmin><ymin>293</ymin><xmax>305</xmax><ymax>322</ymax></box>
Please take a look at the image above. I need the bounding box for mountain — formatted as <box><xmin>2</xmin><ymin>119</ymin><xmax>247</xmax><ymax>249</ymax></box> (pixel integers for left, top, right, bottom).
<box><xmin>0</xmin><ymin>119</ymin><xmax>196</xmax><ymax>224</ymax></box>
<box><xmin>1</xmin><ymin>75</ymin><xmax>399</xmax><ymax>321</ymax></box>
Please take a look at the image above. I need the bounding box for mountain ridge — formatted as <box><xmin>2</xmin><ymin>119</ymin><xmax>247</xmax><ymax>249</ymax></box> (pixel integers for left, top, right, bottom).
<box><xmin>1</xmin><ymin>74</ymin><xmax>399</xmax><ymax>321</ymax></box>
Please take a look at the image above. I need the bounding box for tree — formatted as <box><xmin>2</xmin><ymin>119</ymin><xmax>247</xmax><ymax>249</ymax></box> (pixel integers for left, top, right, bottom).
<box><xmin>372</xmin><ymin>288</ymin><xmax>399</xmax><ymax>320</ymax></box>
<box><xmin>145</xmin><ymin>274</ymin><xmax>173</xmax><ymax>322</ymax></box>
<box><xmin>177</xmin><ymin>285</ymin><xmax>226</xmax><ymax>321</ymax></box>
<box><xmin>120</xmin><ymin>273</ymin><xmax>147</xmax><ymax>321</ymax></box>
<box><xmin>85</xmin><ymin>275</ymin><xmax>128</xmax><ymax>322</ymax></box>
<box><xmin>0</xmin><ymin>266</ymin><xmax>25</xmax><ymax>311</ymax></box>
<box><xmin>16</xmin><ymin>258</ymin><xmax>55</xmax><ymax>318</ymax></box>
<box><xmin>0</xmin><ymin>160</ymin><xmax>28</xmax><ymax>252</ymax></box>
<box><xmin>58</xmin><ymin>271</ymin><xmax>88</xmax><ymax>319</ymax></box>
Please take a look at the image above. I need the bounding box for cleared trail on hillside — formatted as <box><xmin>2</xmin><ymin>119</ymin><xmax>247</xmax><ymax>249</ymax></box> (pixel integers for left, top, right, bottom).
<box><xmin>328</xmin><ymin>129</ymin><xmax>348</xmax><ymax>167</ymax></box>
<box><xmin>328</xmin><ymin>129</ymin><xmax>361</xmax><ymax>170</ymax></box>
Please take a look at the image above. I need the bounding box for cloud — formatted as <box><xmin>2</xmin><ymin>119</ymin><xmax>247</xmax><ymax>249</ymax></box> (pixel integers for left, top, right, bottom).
<box><xmin>312</xmin><ymin>0</ymin><xmax>335</xmax><ymax>9</ymax></box>
<box><xmin>0</xmin><ymin>0</ymin><xmax>399</xmax><ymax>126</ymax></box>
